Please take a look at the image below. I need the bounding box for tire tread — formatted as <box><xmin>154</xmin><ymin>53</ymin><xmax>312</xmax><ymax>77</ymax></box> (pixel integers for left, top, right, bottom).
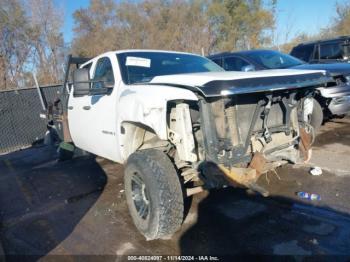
<box><xmin>126</xmin><ymin>149</ymin><xmax>184</xmax><ymax>239</ymax></box>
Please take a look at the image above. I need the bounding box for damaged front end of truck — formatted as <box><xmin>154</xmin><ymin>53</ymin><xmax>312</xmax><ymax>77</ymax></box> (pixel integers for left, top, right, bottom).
<box><xmin>164</xmin><ymin>72</ymin><xmax>332</xmax><ymax>196</ymax></box>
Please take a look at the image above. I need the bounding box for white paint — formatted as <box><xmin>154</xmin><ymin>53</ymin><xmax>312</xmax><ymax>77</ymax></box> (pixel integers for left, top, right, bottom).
<box><xmin>68</xmin><ymin>50</ymin><xmax>326</xmax><ymax>164</ymax></box>
<box><xmin>68</xmin><ymin>51</ymin><xmax>198</xmax><ymax>163</ymax></box>
<box><xmin>303</xmin><ymin>98</ymin><xmax>314</xmax><ymax>121</ymax></box>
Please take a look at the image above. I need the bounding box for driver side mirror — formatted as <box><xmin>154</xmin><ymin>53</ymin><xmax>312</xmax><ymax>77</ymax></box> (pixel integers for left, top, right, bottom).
<box><xmin>241</xmin><ymin>65</ymin><xmax>255</xmax><ymax>72</ymax></box>
<box><xmin>73</xmin><ymin>68</ymin><xmax>90</xmax><ymax>96</ymax></box>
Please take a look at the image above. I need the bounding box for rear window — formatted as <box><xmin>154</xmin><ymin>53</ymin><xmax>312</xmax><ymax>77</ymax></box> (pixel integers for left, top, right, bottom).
<box><xmin>290</xmin><ymin>45</ymin><xmax>314</xmax><ymax>62</ymax></box>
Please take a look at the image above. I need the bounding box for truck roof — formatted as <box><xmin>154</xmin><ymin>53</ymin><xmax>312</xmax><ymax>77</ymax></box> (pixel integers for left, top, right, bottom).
<box><xmin>207</xmin><ymin>49</ymin><xmax>273</xmax><ymax>59</ymax></box>
<box><xmin>114</xmin><ymin>49</ymin><xmax>196</xmax><ymax>55</ymax></box>
<box><xmin>294</xmin><ymin>36</ymin><xmax>350</xmax><ymax>47</ymax></box>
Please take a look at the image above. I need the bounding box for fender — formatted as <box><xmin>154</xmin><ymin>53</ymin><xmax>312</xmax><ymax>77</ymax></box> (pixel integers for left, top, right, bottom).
<box><xmin>117</xmin><ymin>84</ymin><xmax>198</xmax><ymax>161</ymax></box>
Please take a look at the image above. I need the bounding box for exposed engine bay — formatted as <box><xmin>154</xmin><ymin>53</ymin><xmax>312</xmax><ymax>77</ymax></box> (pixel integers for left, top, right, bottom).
<box><xmin>171</xmin><ymin>88</ymin><xmax>316</xmax><ymax>196</ymax></box>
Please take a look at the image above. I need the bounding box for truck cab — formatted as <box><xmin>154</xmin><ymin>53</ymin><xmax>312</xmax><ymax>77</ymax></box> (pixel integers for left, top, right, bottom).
<box><xmin>290</xmin><ymin>36</ymin><xmax>350</xmax><ymax>63</ymax></box>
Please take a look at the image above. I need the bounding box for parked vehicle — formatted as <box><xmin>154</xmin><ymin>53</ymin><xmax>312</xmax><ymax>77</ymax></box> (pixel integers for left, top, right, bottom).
<box><xmin>208</xmin><ymin>49</ymin><xmax>350</xmax><ymax>130</ymax></box>
<box><xmin>290</xmin><ymin>36</ymin><xmax>350</xmax><ymax>63</ymax></box>
<box><xmin>40</xmin><ymin>50</ymin><xmax>330</xmax><ymax>240</ymax></box>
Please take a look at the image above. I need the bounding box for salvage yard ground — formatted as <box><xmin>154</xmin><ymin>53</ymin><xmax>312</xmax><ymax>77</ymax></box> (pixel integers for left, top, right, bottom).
<box><xmin>1</xmin><ymin>118</ymin><xmax>350</xmax><ymax>259</ymax></box>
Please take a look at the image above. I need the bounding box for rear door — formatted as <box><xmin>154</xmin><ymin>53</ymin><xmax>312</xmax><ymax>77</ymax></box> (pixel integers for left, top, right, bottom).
<box><xmin>68</xmin><ymin>56</ymin><xmax>120</xmax><ymax>161</ymax></box>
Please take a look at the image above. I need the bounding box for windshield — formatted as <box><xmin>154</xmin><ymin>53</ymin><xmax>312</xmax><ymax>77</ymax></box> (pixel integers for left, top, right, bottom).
<box><xmin>246</xmin><ymin>50</ymin><xmax>304</xmax><ymax>69</ymax></box>
<box><xmin>117</xmin><ymin>52</ymin><xmax>224</xmax><ymax>84</ymax></box>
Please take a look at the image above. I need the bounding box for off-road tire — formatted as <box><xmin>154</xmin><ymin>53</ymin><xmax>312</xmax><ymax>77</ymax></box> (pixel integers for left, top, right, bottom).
<box><xmin>310</xmin><ymin>98</ymin><xmax>323</xmax><ymax>132</ymax></box>
<box><xmin>124</xmin><ymin>149</ymin><xmax>184</xmax><ymax>240</ymax></box>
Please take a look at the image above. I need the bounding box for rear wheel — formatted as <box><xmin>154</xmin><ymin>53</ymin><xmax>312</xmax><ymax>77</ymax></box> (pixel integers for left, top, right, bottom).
<box><xmin>124</xmin><ymin>149</ymin><xmax>184</xmax><ymax>240</ymax></box>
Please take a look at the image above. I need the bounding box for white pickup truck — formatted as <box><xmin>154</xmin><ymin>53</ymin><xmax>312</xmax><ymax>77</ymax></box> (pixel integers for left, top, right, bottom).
<box><xmin>46</xmin><ymin>50</ymin><xmax>330</xmax><ymax>240</ymax></box>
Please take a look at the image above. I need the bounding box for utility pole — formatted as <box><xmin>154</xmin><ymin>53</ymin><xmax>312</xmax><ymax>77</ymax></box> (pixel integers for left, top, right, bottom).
<box><xmin>0</xmin><ymin>54</ymin><xmax>6</xmax><ymax>90</ymax></box>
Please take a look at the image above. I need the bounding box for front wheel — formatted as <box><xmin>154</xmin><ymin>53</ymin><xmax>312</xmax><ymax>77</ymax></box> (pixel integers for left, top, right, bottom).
<box><xmin>124</xmin><ymin>149</ymin><xmax>184</xmax><ymax>240</ymax></box>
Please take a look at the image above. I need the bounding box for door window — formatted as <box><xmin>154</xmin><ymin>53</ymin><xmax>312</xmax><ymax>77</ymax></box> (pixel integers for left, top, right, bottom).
<box><xmin>320</xmin><ymin>42</ymin><xmax>343</xmax><ymax>59</ymax></box>
<box><xmin>212</xmin><ymin>58</ymin><xmax>223</xmax><ymax>67</ymax></box>
<box><xmin>223</xmin><ymin>56</ymin><xmax>251</xmax><ymax>71</ymax></box>
<box><xmin>291</xmin><ymin>44</ymin><xmax>314</xmax><ymax>62</ymax></box>
<box><xmin>92</xmin><ymin>57</ymin><xmax>115</xmax><ymax>88</ymax></box>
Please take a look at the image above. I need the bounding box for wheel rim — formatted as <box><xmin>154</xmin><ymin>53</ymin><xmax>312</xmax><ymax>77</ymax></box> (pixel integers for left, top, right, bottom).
<box><xmin>131</xmin><ymin>172</ymin><xmax>150</xmax><ymax>220</ymax></box>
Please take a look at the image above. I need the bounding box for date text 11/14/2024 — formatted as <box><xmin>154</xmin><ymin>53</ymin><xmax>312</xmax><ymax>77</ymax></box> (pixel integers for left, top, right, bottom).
<box><xmin>127</xmin><ymin>255</ymin><xmax>220</xmax><ymax>261</ymax></box>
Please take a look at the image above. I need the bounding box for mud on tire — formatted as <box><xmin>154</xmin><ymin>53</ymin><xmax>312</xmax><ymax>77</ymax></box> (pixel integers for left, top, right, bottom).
<box><xmin>124</xmin><ymin>149</ymin><xmax>184</xmax><ymax>240</ymax></box>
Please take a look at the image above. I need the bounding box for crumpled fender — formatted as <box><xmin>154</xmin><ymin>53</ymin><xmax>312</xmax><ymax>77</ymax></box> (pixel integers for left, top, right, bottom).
<box><xmin>118</xmin><ymin>84</ymin><xmax>198</xmax><ymax>140</ymax></box>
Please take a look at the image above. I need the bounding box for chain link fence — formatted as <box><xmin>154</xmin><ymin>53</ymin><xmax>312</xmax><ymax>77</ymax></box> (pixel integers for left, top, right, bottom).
<box><xmin>0</xmin><ymin>85</ymin><xmax>62</xmax><ymax>154</ymax></box>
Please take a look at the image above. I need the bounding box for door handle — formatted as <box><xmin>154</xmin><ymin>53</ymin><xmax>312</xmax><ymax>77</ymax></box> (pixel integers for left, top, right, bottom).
<box><xmin>68</xmin><ymin>106</ymin><xmax>73</xmax><ymax>110</ymax></box>
<box><xmin>83</xmin><ymin>106</ymin><xmax>91</xmax><ymax>110</ymax></box>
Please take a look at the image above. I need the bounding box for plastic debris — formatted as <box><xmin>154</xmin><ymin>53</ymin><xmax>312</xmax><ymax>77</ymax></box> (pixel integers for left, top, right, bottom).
<box><xmin>310</xmin><ymin>166</ymin><xmax>322</xmax><ymax>176</ymax></box>
<box><xmin>310</xmin><ymin>238</ymin><xmax>319</xmax><ymax>245</ymax></box>
<box><xmin>296</xmin><ymin>191</ymin><xmax>321</xmax><ymax>201</ymax></box>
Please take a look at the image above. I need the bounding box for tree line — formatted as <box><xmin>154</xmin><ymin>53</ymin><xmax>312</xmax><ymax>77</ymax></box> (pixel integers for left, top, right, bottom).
<box><xmin>72</xmin><ymin>0</ymin><xmax>276</xmax><ymax>57</ymax></box>
<box><xmin>1</xmin><ymin>0</ymin><xmax>350</xmax><ymax>90</ymax></box>
<box><xmin>0</xmin><ymin>0</ymin><xmax>65</xmax><ymax>89</ymax></box>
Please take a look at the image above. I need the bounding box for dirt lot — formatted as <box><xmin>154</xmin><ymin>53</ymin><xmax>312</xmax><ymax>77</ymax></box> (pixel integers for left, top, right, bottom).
<box><xmin>1</xmin><ymin>118</ymin><xmax>350</xmax><ymax>260</ymax></box>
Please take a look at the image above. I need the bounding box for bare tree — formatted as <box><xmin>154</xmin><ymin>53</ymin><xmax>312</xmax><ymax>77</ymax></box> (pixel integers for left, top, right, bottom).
<box><xmin>72</xmin><ymin>0</ymin><xmax>276</xmax><ymax>56</ymax></box>
<box><xmin>1</xmin><ymin>0</ymin><xmax>279</xmax><ymax>89</ymax></box>
<box><xmin>0</xmin><ymin>0</ymin><xmax>65</xmax><ymax>89</ymax></box>
<box><xmin>27</xmin><ymin>0</ymin><xmax>65</xmax><ymax>85</ymax></box>
<box><xmin>0</xmin><ymin>0</ymin><xmax>34</xmax><ymax>89</ymax></box>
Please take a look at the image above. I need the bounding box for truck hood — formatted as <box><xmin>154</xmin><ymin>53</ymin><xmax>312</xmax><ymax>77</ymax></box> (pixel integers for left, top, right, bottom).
<box><xmin>150</xmin><ymin>70</ymin><xmax>331</xmax><ymax>97</ymax></box>
<box><xmin>292</xmin><ymin>63</ymin><xmax>350</xmax><ymax>77</ymax></box>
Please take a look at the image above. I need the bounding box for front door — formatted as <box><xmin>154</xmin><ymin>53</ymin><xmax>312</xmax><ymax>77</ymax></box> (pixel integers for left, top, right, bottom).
<box><xmin>68</xmin><ymin>56</ymin><xmax>120</xmax><ymax>161</ymax></box>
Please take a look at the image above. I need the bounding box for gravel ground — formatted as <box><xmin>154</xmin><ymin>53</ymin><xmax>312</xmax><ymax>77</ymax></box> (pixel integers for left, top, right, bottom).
<box><xmin>1</xmin><ymin>118</ymin><xmax>350</xmax><ymax>260</ymax></box>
